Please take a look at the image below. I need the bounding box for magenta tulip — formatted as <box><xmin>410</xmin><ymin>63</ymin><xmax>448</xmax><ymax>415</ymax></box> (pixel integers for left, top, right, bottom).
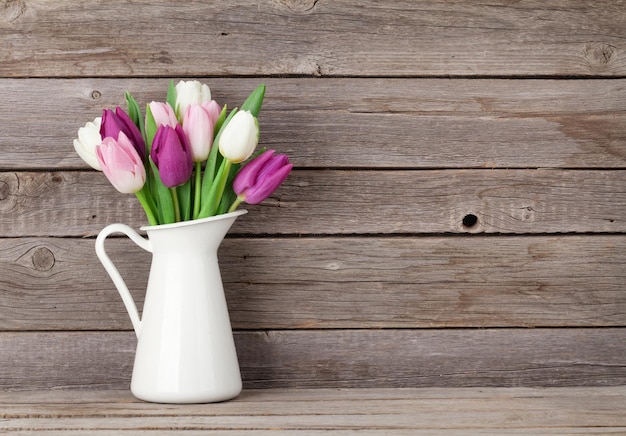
<box><xmin>151</xmin><ymin>125</ymin><xmax>193</xmax><ymax>188</ymax></box>
<box><xmin>100</xmin><ymin>107</ymin><xmax>145</xmax><ymax>160</ymax></box>
<box><xmin>233</xmin><ymin>150</ymin><xmax>292</xmax><ymax>204</ymax></box>
<box><xmin>96</xmin><ymin>132</ymin><xmax>146</xmax><ymax>194</ymax></box>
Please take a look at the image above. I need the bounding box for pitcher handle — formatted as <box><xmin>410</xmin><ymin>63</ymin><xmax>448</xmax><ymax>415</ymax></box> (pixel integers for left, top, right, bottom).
<box><xmin>95</xmin><ymin>224</ymin><xmax>152</xmax><ymax>338</ymax></box>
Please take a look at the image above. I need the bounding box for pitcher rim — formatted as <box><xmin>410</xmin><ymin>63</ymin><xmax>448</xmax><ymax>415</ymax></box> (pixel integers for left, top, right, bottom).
<box><xmin>140</xmin><ymin>210</ymin><xmax>248</xmax><ymax>232</ymax></box>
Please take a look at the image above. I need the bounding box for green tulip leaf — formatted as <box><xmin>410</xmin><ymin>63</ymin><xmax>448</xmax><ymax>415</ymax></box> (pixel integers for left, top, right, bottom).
<box><xmin>240</xmin><ymin>84</ymin><xmax>266</xmax><ymax>117</ymax></box>
<box><xmin>149</xmin><ymin>158</ymin><xmax>175</xmax><ymax>224</ymax></box>
<box><xmin>217</xmin><ymin>164</ymin><xmax>240</xmax><ymax>215</ymax></box>
<box><xmin>177</xmin><ymin>178</ymin><xmax>192</xmax><ymax>222</ymax></box>
<box><xmin>125</xmin><ymin>92</ymin><xmax>145</xmax><ymax>140</ymax></box>
<box><xmin>212</xmin><ymin>104</ymin><xmax>228</xmax><ymax>140</ymax></box>
<box><xmin>166</xmin><ymin>80</ymin><xmax>178</xmax><ymax>118</ymax></box>
<box><xmin>135</xmin><ymin>185</ymin><xmax>159</xmax><ymax>226</ymax></box>
<box><xmin>145</xmin><ymin>104</ymin><xmax>158</xmax><ymax>151</ymax></box>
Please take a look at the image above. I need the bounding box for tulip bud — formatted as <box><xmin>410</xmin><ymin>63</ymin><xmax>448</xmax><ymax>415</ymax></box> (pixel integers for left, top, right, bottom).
<box><xmin>233</xmin><ymin>149</ymin><xmax>292</xmax><ymax>204</ymax></box>
<box><xmin>175</xmin><ymin>80</ymin><xmax>211</xmax><ymax>116</ymax></box>
<box><xmin>96</xmin><ymin>132</ymin><xmax>146</xmax><ymax>194</ymax></box>
<box><xmin>148</xmin><ymin>102</ymin><xmax>178</xmax><ymax>128</ymax></box>
<box><xmin>73</xmin><ymin>117</ymin><xmax>102</xmax><ymax>170</ymax></box>
<box><xmin>151</xmin><ymin>125</ymin><xmax>193</xmax><ymax>188</ymax></box>
<box><xmin>201</xmin><ymin>100</ymin><xmax>222</xmax><ymax>126</ymax></box>
<box><xmin>218</xmin><ymin>110</ymin><xmax>259</xmax><ymax>163</ymax></box>
<box><xmin>183</xmin><ymin>104</ymin><xmax>213</xmax><ymax>162</ymax></box>
<box><xmin>100</xmin><ymin>107</ymin><xmax>146</xmax><ymax>161</ymax></box>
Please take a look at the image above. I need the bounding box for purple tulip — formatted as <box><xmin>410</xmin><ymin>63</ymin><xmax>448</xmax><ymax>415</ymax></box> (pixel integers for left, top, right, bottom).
<box><xmin>151</xmin><ymin>125</ymin><xmax>193</xmax><ymax>188</ymax></box>
<box><xmin>233</xmin><ymin>149</ymin><xmax>292</xmax><ymax>204</ymax></box>
<box><xmin>96</xmin><ymin>132</ymin><xmax>146</xmax><ymax>194</ymax></box>
<box><xmin>100</xmin><ymin>107</ymin><xmax>146</xmax><ymax>161</ymax></box>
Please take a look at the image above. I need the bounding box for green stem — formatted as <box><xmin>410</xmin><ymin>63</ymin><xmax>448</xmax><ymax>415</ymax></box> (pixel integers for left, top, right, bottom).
<box><xmin>197</xmin><ymin>158</ymin><xmax>233</xmax><ymax>219</ymax></box>
<box><xmin>193</xmin><ymin>161</ymin><xmax>202</xmax><ymax>220</ymax></box>
<box><xmin>170</xmin><ymin>187</ymin><xmax>181</xmax><ymax>222</ymax></box>
<box><xmin>212</xmin><ymin>159</ymin><xmax>232</xmax><ymax>216</ymax></box>
<box><xmin>227</xmin><ymin>195</ymin><xmax>244</xmax><ymax>213</ymax></box>
<box><xmin>135</xmin><ymin>188</ymin><xmax>159</xmax><ymax>226</ymax></box>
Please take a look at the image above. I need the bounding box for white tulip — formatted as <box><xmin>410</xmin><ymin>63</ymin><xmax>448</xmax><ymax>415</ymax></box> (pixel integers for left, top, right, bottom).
<box><xmin>218</xmin><ymin>110</ymin><xmax>259</xmax><ymax>163</ymax></box>
<box><xmin>73</xmin><ymin>117</ymin><xmax>102</xmax><ymax>170</ymax></box>
<box><xmin>175</xmin><ymin>80</ymin><xmax>211</xmax><ymax>116</ymax></box>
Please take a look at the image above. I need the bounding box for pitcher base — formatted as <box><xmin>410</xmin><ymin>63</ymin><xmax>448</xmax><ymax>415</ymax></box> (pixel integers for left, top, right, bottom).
<box><xmin>131</xmin><ymin>385</ymin><xmax>242</xmax><ymax>404</ymax></box>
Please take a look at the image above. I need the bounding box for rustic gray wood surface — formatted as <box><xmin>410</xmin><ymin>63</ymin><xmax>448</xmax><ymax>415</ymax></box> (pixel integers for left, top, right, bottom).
<box><xmin>1</xmin><ymin>1</ymin><xmax>625</xmax><ymax>77</ymax></box>
<box><xmin>0</xmin><ymin>235</ymin><xmax>624</xmax><ymax>330</ymax></box>
<box><xmin>1</xmin><ymin>170</ymin><xmax>624</xmax><ymax>236</ymax></box>
<box><xmin>0</xmin><ymin>0</ymin><xmax>624</xmax><ymax>410</ymax></box>
<box><xmin>1</xmin><ymin>387</ymin><xmax>625</xmax><ymax>433</ymax></box>
<box><xmin>1</xmin><ymin>329</ymin><xmax>626</xmax><ymax>390</ymax></box>
<box><xmin>1</xmin><ymin>79</ymin><xmax>625</xmax><ymax>170</ymax></box>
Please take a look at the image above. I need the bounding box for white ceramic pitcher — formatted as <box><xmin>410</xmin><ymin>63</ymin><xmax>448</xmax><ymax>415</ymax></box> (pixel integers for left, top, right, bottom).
<box><xmin>95</xmin><ymin>210</ymin><xmax>246</xmax><ymax>403</ymax></box>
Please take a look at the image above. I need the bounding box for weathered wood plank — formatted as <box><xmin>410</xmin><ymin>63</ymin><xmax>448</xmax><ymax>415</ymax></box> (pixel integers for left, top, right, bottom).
<box><xmin>0</xmin><ymin>429</ymin><xmax>624</xmax><ymax>435</ymax></box>
<box><xmin>2</xmin><ymin>429</ymin><xmax>624</xmax><ymax>435</ymax></box>
<box><xmin>1</xmin><ymin>1</ymin><xmax>625</xmax><ymax>77</ymax></box>
<box><xmin>1</xmin><ymin>388</ymin><xmax>625</xmax><ymax>433</ymax></box>
<box><xmin>0</xmin><ymin>236</ymin><xmax>624</xmax><ymax>330</ymax></box>
<box><xmin>0</xmin><ymin>170</ymin><xmax>623</xmax><ymax>236</ymax></box>
<box><xmin>7</xmin><ymin>431</ymin><xmax>624</xmax><ymax>436</ymax></box>
<box><xmin>0</xmin><ymin>329</ymin><xmax>624</xmax><ymax>390</ymax></box>
<box><xmin>1</xmin><ymin>78</ymin><xmax>625</xmax><ymax>170</ymax></box>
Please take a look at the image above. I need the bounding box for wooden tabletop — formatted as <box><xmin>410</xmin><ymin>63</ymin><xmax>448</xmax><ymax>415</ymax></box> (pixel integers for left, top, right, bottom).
<box><xmin>1</xmin><ymin>387</ymin><xmax>625</xmax><ymax>434</ymax></box>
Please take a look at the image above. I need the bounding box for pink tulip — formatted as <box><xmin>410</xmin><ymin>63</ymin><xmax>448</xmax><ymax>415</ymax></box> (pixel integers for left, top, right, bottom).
<box><xmin>201</xmin><ymin>100</ymin><xmax>221</xmax><ymax>126</ymax></box>
<box><xmin>96</xmin><ymin>132</ymin><xmax>146</xmax><ymax>194</ymax></box>
<box><xmin>100</xmin><ymin>107</ymin><xmax>145</xmax><ymax>161</ymax></box>
<box><xmin>149</xmin><ymin>102</ymin><xmax>178</xmax><ymax>128</ymax></box>
<box><xmin>151</xmin><ymin>125</ymin><xmax>193</xmax><ymax>188</ymax></box>
<box><xmin>183</xmin><ymin>104</ymin><xmax>213</xmax><ymax>162</ymax></box>
<box><xmin>233</xmin><ymin>150</ymin><xmax>292</xmax><ymax>204</ymax></box>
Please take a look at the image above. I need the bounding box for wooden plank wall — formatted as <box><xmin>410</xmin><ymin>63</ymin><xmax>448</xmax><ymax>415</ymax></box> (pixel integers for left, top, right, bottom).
<box><xmin>0</xmin><ymin>0</ymin><xmax>625</xmax><ymax>390</ymax></box>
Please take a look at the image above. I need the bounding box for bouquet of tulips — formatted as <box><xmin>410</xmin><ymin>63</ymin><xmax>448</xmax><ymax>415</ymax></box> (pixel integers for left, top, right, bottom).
<box><xmin>73</xmin><ymin>80</ymin><xmax>292</xmax><ymax>226</ymax></box>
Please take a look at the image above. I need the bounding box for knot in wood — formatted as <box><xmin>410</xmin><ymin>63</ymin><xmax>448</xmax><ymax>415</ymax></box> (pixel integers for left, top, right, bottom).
<box><xmin>584</xmin><ymin>42</ymin><xmax>616</xmax><ymax>66</ymax></box>
<box><xmin>0</xmin><ymin>180</ymin><xmax>9</xmax><ymax>201</ymax></box>
<box><xmin>1</xmin><ymin>0</ymin><xmax>27</xmax><ymax>22</ymax></box>
<box><xmin>279</xmin><ymin>0</ymin><xmax>318</xmax><ymax>13</ymax></box>
<box><xmin>32</xmin><ymin>247</ymin><xmax>55</xmax><ymax>272</ymax></box>
<box><xmin>0</xmin><ymin>174</ymin><xmax>18</xmax><ymax>212</ymax></box>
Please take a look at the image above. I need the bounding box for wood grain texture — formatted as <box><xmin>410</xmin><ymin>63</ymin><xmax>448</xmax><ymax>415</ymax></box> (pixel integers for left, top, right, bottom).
<box><xmin>0</xmin><ymin>170</ymin><xmax>623</xmax><ymax>237</ymax></box>
<box><xmin>1</xmin><ymin>1</ymin><xmax>625</xmax><ymax>77</ymax></box>
<box><xmin>1</xmin><ymin>387</ymin><xmax>625</xmax><ymax>433</ymax></box>
<box><xmin>0</xmin><ymin>329</ymin><xmax>624</xmax><ymax>390</ymax></box>
<box><xmin>0</xmin><ymin>236</ymin><xmax>624</xmax><ymax>330</ymax></box>
<box><xmin>1</xmin><ymin>0</ymin><xmax>625</xmax><ymax>399</ymax></box>
<box><xmin>1</xmin><ymin>78</ymin><xmax>625</xmax><ymax>170</ymax></box>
